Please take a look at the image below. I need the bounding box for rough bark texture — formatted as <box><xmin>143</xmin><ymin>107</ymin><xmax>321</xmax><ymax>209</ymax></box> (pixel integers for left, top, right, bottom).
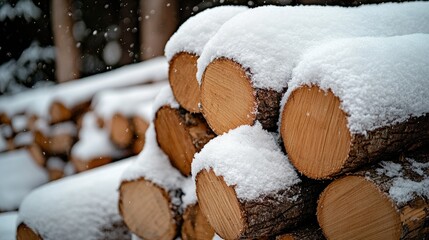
<box><xmin>351</xmin><ymin>152</ymin><xmax>429</xmax><ymax>239</ymax></box>
<box><xmin>178</xmin><ymin>108</ymin><xmax>216</xmax><ymax>152</ymax></box>
<box><xmin>276</xmin><ymin>224</ymin><xmax>325</xmax><ymax>240</ymax></box>
<box><xmin>340</xmin><ymin>115</ymin><xmax>429</xmax><ymax>177</ymax></box>
<box><xmin>237</xmin><ymin>181</ymin><xmax>324</xmax><ymax>239</ymax></box>
<box><xmin>255</xmin><ymin>88</ymin><xmax>286</xmax><ymax>132</ymax></box>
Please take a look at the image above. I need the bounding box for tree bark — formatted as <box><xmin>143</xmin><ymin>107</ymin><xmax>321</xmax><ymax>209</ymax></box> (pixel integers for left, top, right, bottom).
<box><xmin>154</xmin><ymin>106</ymin><xmax>215</xmax><ymax>176</ymax></box>
<box><xmin>51</xmin><ymin>0</ymin><xmax>80</xmax><ymax>83</ymax></box>
<box><xmin>140</xmin><ymin>0</ymin><xmax>178</xmax><ymax>60</ymax></box>
<box><xmin>196</xmin><ymin>169</ymin><xmax>324</xmax><ymax>239</ymax></box>
<box><xmin>317</xmin><ymin>152</ymin><xmax>429</xmax><ymax>239</ymax></box>
<box><xmin>275</xmin><ymin>224</ymin><xmax>325</xmax><ymax>240</ymax></box>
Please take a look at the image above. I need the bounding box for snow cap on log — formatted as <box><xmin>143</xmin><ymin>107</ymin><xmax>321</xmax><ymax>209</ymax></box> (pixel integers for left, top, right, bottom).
<box><xmin>197</xmin><ymin>2</ymin><xmax>429</xmax><ymax>89</ymax></box>
<box><xmin>71</xmin><ymin>112</ymin><xmax>123</xmax><ymax>161</ymax></box>
<box><xmin>0</xmin><ymin>149</ymin><xmax>48</xmax><ymax>211</ymax></box>
<box><xmin>121</xmin><ymin>123</ymin><xmax>185</xmax><ymax>191</ymax></box>
<box><xmin>92</xmin><ymin>81</ymin><xmax>167</xmax><ymax>122</ymax></box>
<box><xmin>283</xmin><ymin>34</ymin><xmax>429</xmax><ymax>134</ymax></box>
<box><xmin>17</xmin><ymin>159</ymin><xmax>133</xmax><ymax>240</ymax></box>
<box><xmin>164</xmin><ymin>6</ymin><xmax>248</xmax><ymax>61</ymax></box>
<box><xmin>192</xmin><ymin>123</ymin><xmax>299</xmax><ymax>200</ymax></box>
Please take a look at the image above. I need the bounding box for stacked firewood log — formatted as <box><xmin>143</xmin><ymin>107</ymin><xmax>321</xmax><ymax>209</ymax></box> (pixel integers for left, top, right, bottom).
<box><xmin>119</xmin><ymin>3</ymin><xmax>429</xmax><ymax>240</ymax></box>
<box><xmin>0</xmin><ymin>58</ymin><xmax>167</xmax><ymax>179</ymax></box>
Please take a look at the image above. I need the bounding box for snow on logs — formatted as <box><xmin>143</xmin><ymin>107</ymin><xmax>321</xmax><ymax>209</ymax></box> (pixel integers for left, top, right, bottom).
<box><xmin>192</xmin><ymin>124</ymin><xmax>323</xmax><ymax>239</ymax></box>
<box><xmin>197</xmin><ymin>2</ymin><xmax>429</xmax><ymax>134</ymax></box>
<box><xmin>17</xmin><ymin>159</ymin><xmax>132</xmax><ymax>240</ymax></box>
<box><xmin>153</xmin><ymin>87</ymin><xmax>215</xmax><ymax>176</ymax></box>
<box><xmin>317</xmin><ymin>152</ymin><xmax>429</xmax><ymax>239</ymax></box>
<box><xmin>92</xmin><ymin>81</ymin><xmax>166</xmax><ymax>150</ymax></box>
<box><xmin>0</xmin><ymin>149</ymin><xmax>48</xmax><ymax>212</ymax></box>
<box><xmin>119</xmin><ymin>125</ymin><xmax>214</xmax><ymax>240</ymax></box>
<box><xmin>281</xmin><ymin>34</ymin><xmax>429</xmax><ymax>179</ymax></box>
<box><xmin>165</xmin><ymin>6</ymin><xmax>248</xmax><ymax>113</ymax></box>
<box><xmin>71</xmin><ymin>113</ymin><xmax>125</xmax><ymax>172</ymax></box>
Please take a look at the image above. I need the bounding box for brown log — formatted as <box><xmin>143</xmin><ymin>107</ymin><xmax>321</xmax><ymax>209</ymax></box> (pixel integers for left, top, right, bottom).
<box><xmin>49</xmin><ymin>100</ymin><xmax>91</xmax><ymax>125</ymax></box>
<box><xmin>0</xmin><ymin>112</ymin><xmax>11</xmax><ymax>125</ymax></box>
<box><xmin>196</xmin><ymin>169</ymin><xmax>322</xmax><ymax>239</ymax></box>
<box><xmin>51</xmin><ymin>0</ymin><xmax>80</xmax><ymax>83</ymax></box>
<box><xmin>131</xmin><ymin>116</ymin><xmax>149</xmax><ymax>154</ymax></box>
<box><xmin>110</xmin><ymin>113</ymin><xmax>134</xmax><ymax>149</ymax></box>
<box><xmin>34</xmin><ymin>129</ymin><xmax>75</xmax><ymax>156</ymax></box>
<box><xmin>201</xmin><ymin>58</ymin><xmax>283</xmax><ymax>135</ymax></box>
<box><xmin>119</xmin><ymin>178</ymin><xmax>180</xmax><ymax>240</ymax></box>
<box><xmin>140</xmin><ymin>0</ymin><xmax>178</xmax><ymax>60</ymax></box>
<box><xmin>317</xmin><ymin>153</ymin><xmax>429</xmax><ymax>239</ymax></box>
<box><xmin>154</xmin><ymin>106</ymin><xmax>215</xmax><ymax>176</ymax></box>
<box><xmin>169</xmin><ymin>52</ymin><xmax>201</xmax><ymax>113</ymax></box>
<box><xmin>276</xmin><ymin>225</ymin><xmax>325</xmax><ymax>240</ymax></box>
<box><xmin>27</xmin><ymin>144</ymin><xmax>46</xmax><ymax>167</ymax></box>
<box><xmin>17</xmin><ymin>223</ymin><xmax>42</xmax><ymax>240</ymax></box>
<box><xmin>181</xmin><ymin>203</ymin><xmax>215</xmax><ymax>240</ymax></box>
<box><xmin>71</xmin><ymin>156</ymin><xmax>112</xmax><ymax>172</ymax></box>
<box><xmin>281</xmin><ymin>86</ymin><xmax>429</xmax><ymax>179</ymax></box>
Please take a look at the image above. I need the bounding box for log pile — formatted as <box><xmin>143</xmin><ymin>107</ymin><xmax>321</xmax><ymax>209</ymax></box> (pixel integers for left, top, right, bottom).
<box><xmin>116</xmin><ymin>3</ymin><xmax>429</xmax><ymax>239</ymax></box>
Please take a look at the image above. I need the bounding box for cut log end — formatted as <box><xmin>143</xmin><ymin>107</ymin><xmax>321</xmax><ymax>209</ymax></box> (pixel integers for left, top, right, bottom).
<box><xmin>49</xmin><ymin>101</ymin><xmax>72</xmax><ymax>124</ymax></box>
<box><xmin>132</xmin><ymin>116</ymin><xmax>149</xmax><ymax>154</ymax></box>
<box><xmin>201</xmin><ymin>58</ymin><xmax>256</xmax><ymax>135</ymax></box>
<box><xmin>196</xmin><ymin>170</ymin><xmax>244</xmax><ymax>240</ymax></box>
<box><xmin>169</xmin><ymin>52</ymin><xmax>201</xmax><ymax>113</ymax></box>
<box><xmin>155</xmin><ymin>106</ymin><xmax>215</xmax><ymax>176</ymax></box>
<box><xmin>110</xmin><ymin>113</ymin><xmax>134</xmax><ymax>149</ymax></box>
<box><xmin>181</xmin><ymin>203</ymin><xmax>215</xmax><ymax>240</ymax></box>
<box><xmin>281</xmin><ymin>86</ymin><xmax>351</xmax><ymax>179</ymax></box>
<box><xmin>317</xmin><ymin>176</ymin><xmax>401</xmax><ymax>239</ymax></box>
<box><xmin>17</xmin><ymin>223</ymin><xmax>42</xmax><ymax>240</ymax></box>
<box><xmin>119</xmin><ymin>179</ymin><xmax>177</xmax><ymax>240</ymax></box>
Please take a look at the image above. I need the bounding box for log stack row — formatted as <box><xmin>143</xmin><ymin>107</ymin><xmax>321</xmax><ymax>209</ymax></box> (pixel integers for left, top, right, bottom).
<box><xmin>0</xmin><ymin>58</ymin><xmax>168</xmax><ymax>180</ymax></box>
<box><xmin>120</xmin><ymin>3</ymin><xmax>429</xmax><ymax>240</ymax></box>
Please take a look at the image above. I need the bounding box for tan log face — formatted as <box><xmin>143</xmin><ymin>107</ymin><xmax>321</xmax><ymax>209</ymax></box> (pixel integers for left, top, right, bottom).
<box><xmin>119</xmin><ymin>180</ymin><xmax>176</xmax><ymax>240</ymax></box>
<box><xmin>17</xmin><ymin>223</ymin><xmax>42</xmax><ymax>240</ymax></box>
<box><xmin>110</xmin><ymin>113</ymin><xmax>134</xmax><ymax>149</ymax></box>
<box><xmin>49</xmin><ymin>102</ymin><xmax>72</xmax><ymax>124</ymax></box>
<box><xmin>201</xmin><ymin>59</ymin><xmax>256</xmax><ymax>135</ymax></box>
<box><xmin>317</xmin><ymin>176</ymin><xmax>401</xmax><ymax>240</ymax></box>
<box><xmin>281</xmin><ymin>86</ymin><xmax>351</xmax><ymax>179</ymax></box>
<box><xmin>196</xmin><ymin>170</ymin><xmax>244</xmax><ymax>239</ymax></box>
<box><xmin>169</xmin><ymin>53</ymin><xmax>201</xmax><ymax>113</ymax></box>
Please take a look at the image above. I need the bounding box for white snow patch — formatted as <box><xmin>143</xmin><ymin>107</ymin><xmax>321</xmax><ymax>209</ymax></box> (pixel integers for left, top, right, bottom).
<box><xmin>63</xmin><ymin>162</ymin><xmax>76</xmax><ymax>176</ymax></box>
<box><xmin>46</xmin><ymin>157</ymin><xmax>66</xmax><ymax>171</ymax></box>
<box><xmin>192</xmin><ymin>123</ymin><xmax>300</xmax><ymax>201</ymax></box>
<box><xmin>17</xmin><ymin>159</ymin><xmax>133</xmax><ymax>240</ymax></box>
<box><xmin>0</xmin><ymin>125</ymin><xmax>13</xmax><ymax>138</ymax></box>
<box><xmin>0</xmin><ymin>149</ymin><xmax>48</xmax><ymax>211</ymax></box>
<box><xmin>92</xmin><ymin>81</ymin><xmax>167</xmax><ymax>122</ymax></box>
<box><xmin>152</xmin><ymin>85</ymin><xmax>180</xmax><ymax>115</ymax></box>
<box><xmin>121</xmin><ymin>124</ymin><xmax>184</xmax><ymax>191</ymax></box>
<box><xmin>11</xmin><ymin>115</ymin><xmax>27</xmax><ymax>132</ymax></box>
<box><xmin>376</xmin><ymin>161</ymin><xmax>402</xmax><ymax>178</ymax></box>
<box><xmin>197</xmin><ymin>2</ymin><xmax>429</xmax><ymax>89</ymax></box>
<box><xmin>13</xmin><ymin>131</ymin><xmax>33</xmax><ymax>147</ymax></box>
<box><xmin>71</xmin><ymin>113</ymin><xmax>123</xmax><ymax>161</ymax></box>
<box><xmin>103</xmin><ymin>41</ymin><xmax>122</xmax><ymax>65</ymax></box>
<box><xmin>181</xmin><ymin>177</ymin><xmax>197</xmax><ymax>209</ymax></box>
<box><xmin>165</xmin><ymin>6</ymin><xmax>248</xmax><ymax>61</ymax></box>
<box><xmin>0</xmin><ymin>0</ymin><xmax>41</xmax><ymax>22</ymax></box>
<box><xmin>0</xmin><ymin>211</ymin><xmax>18</xmax><ymax>240</ymax></box>
<box><xmin>0</xmin><ymin>135</ymin><xmax>7</xmax><ymax>152</ymax></box>
<box><xmin>285</xmin><ymin>34</ymin><xmax>429</xmax><ymax>134</ymax></box>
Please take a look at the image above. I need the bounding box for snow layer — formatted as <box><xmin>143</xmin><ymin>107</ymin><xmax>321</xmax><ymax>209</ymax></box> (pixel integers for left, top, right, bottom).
<box><xmin>197</xmin><ymin>2</ymin><xmax>429</xmax><ymax>90</ymax></box>
<box><xmin>0</xmin><ymin>57</ymin><xmax>167</xmax><ymax>119</ymax></box>
<box><xmin>192</xmin><ymin>123</ymin><xmax>300</xmax><ymax>200</ymax></box>
<box><xmin>121</xmin><ymin>124</ymin><xmax>184</xmax><ymax>191</ymax></box>
<box><xmin>0</xmin><ymin>149</ymin><xmax>48</xmax><ymax>211</ymax></box>
<box><xmin>35</xmin><ymin>120</ymin><xmax>77</xmax><ymax>137</ymax></box>
<box><xmin>285</xmin><ymin>34</ymin><xmax>429</xmax><ymax>134</ymax></box>
<box><xmin>374</xmin><ymin>157</ymin><xmax>429</xmax><ymax>205</ymax></box>
<box><xmin>0</xmin><ymin>211</ymin><xmax>18</xmax><ymax>240</ymax></box>
<box><xmin>0</xmin><ymin>0</ymin><xmax>41</xmax><ymax>22</ymax></box>
<box><xmin>13</xmin><ymin>131</ymin><xmax>33</xmax><ymax>147</ymax></box>
<box><xmin>18</xmin><ymin>159</ymin><xmax>133</xmax><ymax>240</ymax></box>
<box><xmin>92</xmin><ymin>81</ymin><xmax>167</xmax><ymax>121</ymax></box>
<box><xmin>46</xmin><ymin>157</ymin><xmax>66</xmax><ymax>171</ymax></box>
<box><xmin>152</xmin><ymin>85</ymin><xmax>180</xmax><ymax>114</ymax></box>
<box><xmin>71</xmin><ymin>113</ymin><xmax>123</xmax><ymax>160</ymax></box>
<box><xmin>181</xmin><ymin>177</ymin><xmax>197</xmax><ymax>208</ymax></box>
<box><xmin>165</xmin><ymin>6</ymin><xmax>248</xmax><ymax>61</ymax></box>
<box><xmin>11</xmin><ymin>115</ymin><xmax>27</xmax><ymax>132</ymax></box>
<box><xmin>0</xmin><ymin>135</ymin><xmax>8</xmax><ymax>152</ymax></box>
